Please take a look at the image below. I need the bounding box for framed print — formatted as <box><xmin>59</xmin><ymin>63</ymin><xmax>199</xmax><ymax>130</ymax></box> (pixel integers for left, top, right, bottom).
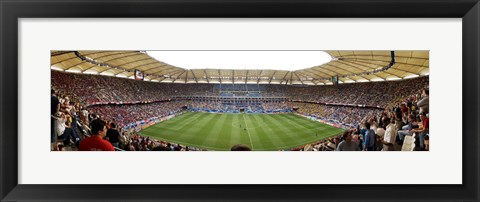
<box><xmin>1</xmin><ymin>0</ymin><xmax>479</xmax><ymax>201</ymax></box>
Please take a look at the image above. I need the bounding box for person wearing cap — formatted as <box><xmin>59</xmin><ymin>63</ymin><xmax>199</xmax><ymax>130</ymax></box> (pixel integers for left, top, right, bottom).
<box><xmin>336</xmin><ymin>131</ymin><xmax>360</xmax><ymax>151</ymax></box>
<box><xmin>411</xmin><ymin>112</ymin><xmax>429</xmax><ymax>150</ymax></box>
<box><xmin>78</xmin><ymin>119</ymin><xmax>115</xmax><ymax>151</ymax></box>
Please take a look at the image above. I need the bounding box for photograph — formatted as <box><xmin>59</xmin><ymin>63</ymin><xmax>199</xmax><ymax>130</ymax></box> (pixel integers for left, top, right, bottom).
<box><xmin>50</xmin><ymin>50</ymin><xmax>429</xmax><ymax>152</ymax></box>
<box><xmin>2</xmin><ymin>0</ymin><xmax>477</xmax><ymax>199</ymax></box>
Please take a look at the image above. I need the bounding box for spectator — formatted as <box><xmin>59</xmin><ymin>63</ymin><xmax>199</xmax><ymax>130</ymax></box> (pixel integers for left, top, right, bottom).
<box><xmin>397</xmin><ymin>114</ymin><xmax>414</xmax><ymax>144</ymax></box>
<box><xmin>416</xmin><ymin>88</ymin><xmax>429</xmax><ymax>114</ymax></box>
<box><xmin>411</xmin><ymin>112</ymin><xmax>429</xmax><ymax>151</ymax></box>
<box><xmin>364</xmin><ymin>122</ymin><xmax>376</xmax><ymax>151</ymax></box>
<box><xmin>51</xmin><ymin>89</ymin><xmax>60</xmax><ymax>144</ymax></box>
<box><xmin>58</xmin><ymin>144</ymin><xmax>65</xmax><ymax>151</ymax></box>
<box><xmin>230</xmin><ymin>144</ymin><xmax>252</xmax><ymax>151</ymax></box>
<box><xmin>382</xmin><ymin>117</ymin><xmax>397</xmax><ymax>151</ymax></box>
<box><xmin>58</xmin><ymin>119</ymin><xmax>74</xmax><ymax>146</ymax></box>
<box><xmin>78</xmin><ymin>119</ymin><xmax>115</xmax><ymax>151</ymax></box>
<box><xmin>106</xmin><ymin>122</ymin><xmax>121</xmax><ymax>148</ymax></box>
<box><xmin>336</xmin><ymin>131</ymin><xmax>360</xmax><ymax>151</ymax></box>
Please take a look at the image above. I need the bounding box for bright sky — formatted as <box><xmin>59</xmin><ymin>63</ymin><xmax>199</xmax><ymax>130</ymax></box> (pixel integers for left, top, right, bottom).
<box><xmin>146</xmin><ymin>51</ymin><xmax>332</xmax><ymax>71</ymax></box>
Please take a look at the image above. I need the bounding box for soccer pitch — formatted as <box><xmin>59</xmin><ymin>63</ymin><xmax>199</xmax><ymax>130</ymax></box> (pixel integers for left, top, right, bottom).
<box><xmin>139</xmin><ymin>112</ymin><xmax>344</xmax><ymax>151</ymax></box>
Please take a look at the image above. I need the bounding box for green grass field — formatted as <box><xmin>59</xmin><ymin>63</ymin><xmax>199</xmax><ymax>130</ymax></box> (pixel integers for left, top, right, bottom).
<box><xmin>139</xmin><ymin>112</ymin><xmax>344</xmax><ymax>151</ymax></box>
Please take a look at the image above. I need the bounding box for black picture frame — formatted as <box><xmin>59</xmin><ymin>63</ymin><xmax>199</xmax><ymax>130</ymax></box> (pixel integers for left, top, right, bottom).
<box><xmin>1</xmin><ymin>0</ymin><xmax>479</xmax><ymax>201</ymax></box>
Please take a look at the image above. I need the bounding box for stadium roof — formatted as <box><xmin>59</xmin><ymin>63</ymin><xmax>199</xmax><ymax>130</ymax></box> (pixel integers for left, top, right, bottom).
<box><xmin>51</xmin><ymin>50</ymin><xmax>429</xmax><ymax>85</ymax></box>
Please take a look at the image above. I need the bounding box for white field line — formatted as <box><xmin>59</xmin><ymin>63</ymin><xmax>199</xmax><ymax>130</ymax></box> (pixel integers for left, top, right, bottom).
<box><xmin>242</xmin><ymin>114</ymin><xmax>255</xmax><ymax>150</ymax></box>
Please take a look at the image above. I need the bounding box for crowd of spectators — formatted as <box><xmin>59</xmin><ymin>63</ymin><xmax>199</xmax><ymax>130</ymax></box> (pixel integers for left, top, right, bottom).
<box><xmin>261</xmin><ymin>102</ymin><xmax>291</xmax><ymax>112</ymax></box>
<box><xmin>294</xmin><ymin>103</ymin><xmax>384</xmax><ymax>127</ymax></box>
<box><xmin>292</xmin><ymin>87</ymin><xmax>430</xmax><ymax>151</ymax></box>
<box><xmin>187</xmin><ymin>101</ymin><xmax>292</xmax><ymax>113</ymax></box>
<box><xmin>52</xmin><ymin>71</ymin><xmax>214</xmax><ymax>104</ymax></box>
<box><xmin>51</xmin><ymin>89</ymin><xmax>194</xmax><ymax>151</ymax></box>
<box><xmin>51</xmin><ymin>70</ymin><xmax>429</xmax><ymax>151</ymax></box>
<box><xmin>266</xmin><ymin>76</ymin><xmax>429</xmax><ymax>108</ymax></box>
<box><xmin>187</xmin><ymin>101</ymin><xmax>239</xmax><ymax>113</ymax></box>
<box><xmin>53</xmin><ymin>70</ymin><xmax>428</xmax><ymax>108</ymax></box>
<box><xmin>116</xmin><ymin>133</ymin><xmax>204</xmax><ymax>151</ymax></box>
<box><xmin>88</xmin><ymin>101</ymin><xmax>187</xmax><ymax>129</ymax></box>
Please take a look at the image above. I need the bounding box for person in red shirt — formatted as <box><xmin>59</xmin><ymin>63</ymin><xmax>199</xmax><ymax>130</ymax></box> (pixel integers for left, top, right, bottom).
<box><xmin>78</xmin><ymin>119</ymin><xmax>115</xmax><ymax>151</ymax></box>
<box><xmin>411</xmin><ymin>112</ymin><xmax>429</xmax><ymax>151</ymax></box>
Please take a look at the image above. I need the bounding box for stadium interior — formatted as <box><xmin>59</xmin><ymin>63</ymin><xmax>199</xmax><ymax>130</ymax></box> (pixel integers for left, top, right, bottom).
<box><xmin>51</xmin><ymin>51</ymin><xmax>429</xmax><ymax>151</ymax></box>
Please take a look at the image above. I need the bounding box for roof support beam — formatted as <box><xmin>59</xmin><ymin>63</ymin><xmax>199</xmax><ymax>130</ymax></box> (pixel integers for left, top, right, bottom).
<box><xmin>73</xmin><ymin>51</ymin><xmax>160</xmax><ymax>75</ymax></box>
<box><xmin>51</xmin><ymin>51</ymin><xmax>75</xmax><ymax>57</ymax></box>
<box><xmin>93</xmin><ymin>51</ymin><xmax>140</xmax><ymax>61</ymax></box>
<box><xmin>51</xmin><ymin>56</ymin><xmax>78</xmax><ymax>66</ymax></box>
<box><xmin>59</xmin><ymin>52</ymin><xmax>90</xmax><ymax>71</ymax></box>
<box><xmin>301</xmin><ymin>69</ymin><xmax>327</xmax><ymax>80</ymax></box>
<box><xmin>98</xmin><ymin>62</ymin><xmax>156</xmax><ymax>73</ymax></box>
<box><xmin>81</xmin><ymin>64</ymin><xmax>105</xmax><ymax>73</ymax></box>
<box><xmin>158</xmin><ymin>76</ymin><xmax>169</xmax><ymax>82</ymax></box>
<box><xmin>310</xmin><ymin>66</ymin><xmax>336</xmax><ymax>77</ymax></box>
<box><xmin>218</xmin><ymin>70</ymin><xmax>222</xmax><ymax>83</ymax></box>
<box><xmin>269</xmin><ymin>70</ymin><xmax>276</xmax><ymax>84</ymax></box>
<box><xmin>111</xmin><ymin>68</ymin><xmax>132</xmax><ymax>76</ymax></box>
<box><xmin>325</xmin><ymin>63</ymin><xmax>370</xmax><ymax>81</ymax></box>
<box><xmin>348</xmin><ymin>60</ymin><xmax>409</xmax><ymax>77</ymax></box>
<box><xmin>293</xmin><ymin>72</ymin><xmax>304</xmax><ymax>85</ymax></box>
<box><xmin>382</xmin><ymin>69</ymin><xmax>407</xmax><ymax>78</ymax></box>
<box><xmin>64</xmin><ymin>61</ymin><xmax>87</xmax><ymax>71</ymax></box>
<box><xmin>116</xmin><ymin>57</ymin><xmax>152</xmax><ymax>68</ymax></box>
<box><xmin>190</xmin><ymin>70</ymin><xmax>198</xmax><ymax>83</ymax></box>
<box><xmin>341</xmin><ymin>58</ymin><xmax>428</xmax><ymax>68</ymax></box>
<box><xmin>324</xmin><ymin>63</ymin><xmax>357</xmax><ymax>75</ymax></box>
<box><xmin>145</xmin><ymin>66</ymin><xmax>177</xmax><ymax>75</ymax></box>
<box><xmin>108</xmin><ymin>64</ymin><xmax>172</xmax><ymax>76</ymax></box>
<box><xmin>333</xmin><ymin>60</ymin><xmax>369</xmax><ymax>72</ymax></box>
<box><xmin>342</xmin><ymin>61</ymin><xmax>388</xmax><ymax>79</ymax></box>
<box><xmin>172</xmin><ymin>70</ymin><xmax>187</xmax><ymax>83</ymax></box>
<box><xmin>204</xmin><ymin>70</ymin><xmax>210</xmax><ymax>83</ymax></box>
<box><xmin>257</xmin><ymin>70</ymin><xmax>263</xmax><ymax>84</ymax></box>
<box><xmin>165</xmin><ymin>69</ymin><xmax>185</xmax><ymax>77</ymax></box>
<box><xmin>185</xmin><ymin>70</ymin><xmax>189</xmax><ymax>83</ymax></box>
<box><xmin>340</xmin><ymin>58</ymin><xmax>387</xmax><ymax>66</ymax></box>
<box><xmin>289</xmin><ymin>71</ymin><xmax>293</xmax><ymax>85</ymax></box>
<box><xmin>80</xmin><ymin>51</ymin><xmax>110</xmax><ymax>56</ymax></box>
<box><xmin>280</xmin><ymin>71</ymin><xmax>289</xmax><ymax>84</ymax></box>
<box><xmin>141</xmin><ymin>64</ymin><xmax>169</xmax><ymax>73</ymax></box>
<box><xmin>245</xmin><ymin>70</ymin><xmax>248</xmax><ymax>84</ymax></box>
<box><xmin>344</xmin><ymin>59</ymin><xmax>387</xmax><ymax>70</ymax></box>
<box><xmin>389</xmin><ymin>66</ymin><xmax>423</xmax><ymax>75</ymax></box>
<box><xmin>338</xmin><ymin>54</ymin><xmax>427</xmax><ymax>60</ymax></box>
<box><xmin>296</xmin><ymin>71</ymin><xmax>316</xmax><ymax>80</ymax></box>
<box><xmin>96</xmin><ymin>53</ymin><xmax>148</xmax><ymax>74</ymax></box>
<box><xmin>123</xmin><ymin>61</ymin><xmax>159</xmax><ymax>71</ymax></box>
